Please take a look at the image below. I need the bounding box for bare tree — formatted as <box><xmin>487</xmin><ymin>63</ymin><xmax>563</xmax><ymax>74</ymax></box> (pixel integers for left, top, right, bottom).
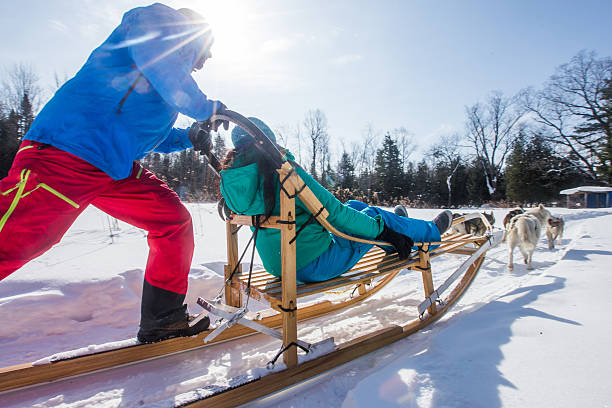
<box><xmin>520</xmin><ymin>50</ymin><xmax>612</xmax><ymax>182</ymax></box>
<box><xmin>2</xmin><ymin>63</ymin><xmax>42</xmax><ymax>113</ymax></box>
<box><xmin>293</xmin><ymin>121</ymin><xmax>303</xmax><ymax>166</ymax></box>
<box><xmin>275</xmin><ymin>122</ymin><xmax>305</xmax><ymax>167</ymax></box>
<box><xmin>354</xmin><ymin>124</ymin><xmax>380</xmax><ymax>192</ymax></box>
<box><xmin>465</xmin><ymin>91</ymin><xmax>525</xmax><ymax>196</ymax></box>
<box><xmin>303</xmin><ymin>109</ymin><xmax>328</xmax><ymax>179</ymax></box>
<box><xmin>273</xmin><ymin>124</ymin><xmax>290</xmax><ymax>147</ymax></box>
<box><xmin>392</xmin><ymin>127</ymin><xmax>417</xmax><ymax>172</ymax></box>
<box><xmin>431</xmin><ymin>133</ymin><xmax>463</xmax><ymax>207</ymax></box>
<box><xmin>53</xmin><ymin>71</ymin><xmax>70</xmax><ymax>92</ymax></box>
<box><xmin>317</xmin><ymin>130</ymin><xmax>331</xmax><ymax>184</ymax></box>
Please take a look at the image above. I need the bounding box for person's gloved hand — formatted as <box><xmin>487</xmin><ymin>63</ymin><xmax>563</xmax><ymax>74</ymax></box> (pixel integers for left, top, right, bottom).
<box><xmin>210</xmin><ymin>100</ymin><xmax>229</xmax><ymax>132</ymax></box>
<box><xmin>377</xmin><ymin>225</ymin><xmax>414</xmax><ymax>259</ymax></box>
<box><xmin>188</xmin><ymin>121</ymin><xmax>213</xmax><ymax>153</ymax></box>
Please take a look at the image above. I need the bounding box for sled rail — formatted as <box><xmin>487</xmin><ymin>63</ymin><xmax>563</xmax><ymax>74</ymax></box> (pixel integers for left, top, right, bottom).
<box><xmin>176</xmin><ymin>236</ymin><xmax>495</xmax><ymax>408</ymax></box>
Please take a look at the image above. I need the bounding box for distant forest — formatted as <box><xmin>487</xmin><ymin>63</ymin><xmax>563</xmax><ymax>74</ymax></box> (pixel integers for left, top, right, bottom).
<box><xmin>1</xmin><ymin>50</ymin><xmax>610</xmax><ymax>208</ymax></box>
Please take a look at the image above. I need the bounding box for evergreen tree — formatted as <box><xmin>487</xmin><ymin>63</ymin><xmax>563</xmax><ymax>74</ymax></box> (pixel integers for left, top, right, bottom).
<box><xmin>337</xmin><ymin>151</ymin><xmax>355</xmax><ymax>189</ymax></box>
<box><xmin>467</xmin><ymin>158</ymin><xmax>489</xmax><ymax>204</ymax></box>
<box><xmin>0</xmin><ymin>110</ymin><xmax>21</xmax><ymax>178</ymax></box>
<box><xmin>505</xmin><ymin>134</ymin><xmax>528</xmax><ymax>202</ymax></box>
<box><xmin>429</xmin><ymin>161</ymin><xmax>448</xmax><ymax>207</ymax></box>
<box><xmin>505</xmin><ymin>133</ymin><xmax>584</xmax><ymax>204</ymax></box>
<box><xmin>413</xmin><ymin>160</ymin><xmax>432</xmax><ymax>205</ymax></box>
<box><xmin>451</xmin><ymin>163</ymin><xmax>470</xmax><ymax>206</ymax></box>
<box><xmin>19</xmin><ymin>93</ymin><xmax>34</xmax><ymax>137</ymax></box>
<box><xmin>160</xmin><ymin>155</ymin><xmax>171</xmax><ymax>184</ymax></box>
<box><xmin>374</xmin><ymin>133</ymin><xmax>403</xmax><ymax>200</ymax></box>
<box><xmin>213</xmin><ymin>133</ymin><xmax>226</xmax><ymax>159</ymax></box>
<box><xmin>402</xmin><ymin>161</ymin><xmax>416</xmax><ymax>200</ymax></box>
<box><xmin>149</xmin><ymin>153</ymin><xmax>162</xmax><ymax>175</ymax></box>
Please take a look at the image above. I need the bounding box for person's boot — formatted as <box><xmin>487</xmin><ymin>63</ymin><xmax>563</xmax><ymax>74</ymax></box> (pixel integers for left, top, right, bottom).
<box><xmin>393</xmin><ymin>205</ymin><xmax>409</xmax><ymax>218</ymax></box>
<box><xmin>137</xmin><ymin>280</ymin><xmax>210</xmax><ymax>343</ymax></box>
<box><xmin>432</xmin><ymin>210</ymin><xmax>453</xmax><ymax>235</ymax></box>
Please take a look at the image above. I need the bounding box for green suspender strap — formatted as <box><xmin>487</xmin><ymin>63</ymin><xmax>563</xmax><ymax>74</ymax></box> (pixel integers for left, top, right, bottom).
<box><xmin>0</xmin><ymin>169</ymin><xmax>80</xmax><ymax>233</ymax></box>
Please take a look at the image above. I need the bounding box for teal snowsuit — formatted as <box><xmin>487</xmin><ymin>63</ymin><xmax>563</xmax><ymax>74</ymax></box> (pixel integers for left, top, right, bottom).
<box><xmin>221</xmin><ymin>148</ymin><xmax>441</xmax><ymax>283</ymax></box>
<box><xmin>221</xmin><ymin>150</ymin><xmax>385</xmax><ymax>281</ymax></box>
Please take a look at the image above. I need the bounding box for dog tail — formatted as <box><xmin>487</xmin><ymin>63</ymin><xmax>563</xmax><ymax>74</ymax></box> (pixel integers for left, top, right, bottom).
<box><xmin>517</xmin><ymin>218</ymin><xmax>537</xmax><ymax>253</ymax></box>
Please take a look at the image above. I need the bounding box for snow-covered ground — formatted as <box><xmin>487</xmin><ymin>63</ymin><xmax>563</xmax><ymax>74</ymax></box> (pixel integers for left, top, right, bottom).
<box><xmin>0</xmin><ymin>205</ymin><xmax>611</xmax><ymax>407</ymax></box>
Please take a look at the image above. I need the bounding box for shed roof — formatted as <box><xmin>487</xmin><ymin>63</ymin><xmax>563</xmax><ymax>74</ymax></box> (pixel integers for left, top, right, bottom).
<box><xmin>560</xmin><ymin>186</ymin><xmax>612</xmax><ymax>195</ymax></box>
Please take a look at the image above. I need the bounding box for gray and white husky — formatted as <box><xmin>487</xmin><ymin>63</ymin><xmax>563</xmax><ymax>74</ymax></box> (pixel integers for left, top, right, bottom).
<box><xmin>451</xmin><ymin>211</ymin><xmax>495</xmax><ymax>236</ymax></box>
<box><xmin>507</xmin><ymin>204</ymin><xmax>552</xmax><ymax>270</ymax></box>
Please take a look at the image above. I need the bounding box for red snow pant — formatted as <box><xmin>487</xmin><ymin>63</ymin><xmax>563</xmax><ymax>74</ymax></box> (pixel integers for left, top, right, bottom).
<box><xmin>0</xmin><ymin>141</ymin><xmax>194</xmax><ymax>294</ymax></box>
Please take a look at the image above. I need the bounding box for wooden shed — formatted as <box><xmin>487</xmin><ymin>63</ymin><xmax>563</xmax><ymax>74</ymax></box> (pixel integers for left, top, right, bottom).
<box><xmin>560</xmin><ymin>186</ymin><xmax>612</xmax><ymax>208</ymax></box>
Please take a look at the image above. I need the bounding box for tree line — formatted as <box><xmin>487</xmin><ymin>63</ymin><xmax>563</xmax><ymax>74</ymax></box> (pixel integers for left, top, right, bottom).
<box><xmin>1</xmin><ymin>50</ymin><xmax>610</xmax><ymax>207</ymax></box>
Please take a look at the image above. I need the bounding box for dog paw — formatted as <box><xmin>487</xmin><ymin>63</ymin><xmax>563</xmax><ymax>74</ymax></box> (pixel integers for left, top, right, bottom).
<box><xmin>527</xmin><ymin>265</ymin><xmax>534</xmax><ymax>270</ymax></box>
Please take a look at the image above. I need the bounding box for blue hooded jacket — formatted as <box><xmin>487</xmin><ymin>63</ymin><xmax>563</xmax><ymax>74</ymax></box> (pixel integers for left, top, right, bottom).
<box><xmin>24</xmin><ymin>3</ymin><xmax>218</xmax><ymax>180</ymax></box>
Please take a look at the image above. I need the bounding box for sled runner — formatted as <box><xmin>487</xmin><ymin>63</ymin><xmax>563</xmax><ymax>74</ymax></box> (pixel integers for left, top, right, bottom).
<box><xmin>0</xmin><ymin>112</ymin><xmax>502</xmax><ymax>401</ymax></box>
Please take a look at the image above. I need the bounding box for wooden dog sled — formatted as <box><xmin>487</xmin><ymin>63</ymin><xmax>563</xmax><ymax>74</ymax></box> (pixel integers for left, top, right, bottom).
<box><xmin>0</xmin><ymin>112</ymin><xmax>502</xmax><ymax>402</ymax></box>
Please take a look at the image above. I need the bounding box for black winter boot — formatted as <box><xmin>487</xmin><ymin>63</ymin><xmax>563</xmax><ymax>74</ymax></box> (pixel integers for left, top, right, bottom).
<box><xmin>393</xmin><ymin>205</ymin><xmax>409</xmax><ymax>218</ymax></box>
<box><xmin>137</xmin><ymin>280</ymin><xmax>210</xmax><ymax>343</ymax></box>
<box><xmin>432</xmin><ymin>210</ymin><xmax>453</xmax><ymax>235</ymax></box>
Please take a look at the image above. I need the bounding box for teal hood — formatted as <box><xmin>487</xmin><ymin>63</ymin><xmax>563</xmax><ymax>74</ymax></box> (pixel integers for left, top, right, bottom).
<box><xmin>220</xmin><ymin>153</ymin><xmax>385</xmax><ymax>279</ymax></box>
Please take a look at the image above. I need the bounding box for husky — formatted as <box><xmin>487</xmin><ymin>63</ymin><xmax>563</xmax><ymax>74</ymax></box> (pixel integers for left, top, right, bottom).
<box><xmin>503</xmin><ymin>207</ymin><xmax>525</xmax><ymax>230</ymax></box>
<box><xmin>502</xmin><ymin>207</ymin><xmax>525</xmax><ymax>242</ymax></box>
<box><xmin>507</xmin><ymin>204</ymin><xmax>552</xmax><ymax>270</ymax></box>
<box><xmin>546</xmin><ymin>216</ymin><xmax>564</xmax><ymax>249</ymax></box>
<box><xmin>451</xmin><ymin>211</ymin><xmax>495</xmax><ymax>236</ymax></box>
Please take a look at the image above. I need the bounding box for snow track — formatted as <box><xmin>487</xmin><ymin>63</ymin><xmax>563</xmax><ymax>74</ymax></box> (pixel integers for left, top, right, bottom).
<box><xmin>1</xmin><ymin>206</ymin><xmax>610</xmax><ymax>407</ymax></box>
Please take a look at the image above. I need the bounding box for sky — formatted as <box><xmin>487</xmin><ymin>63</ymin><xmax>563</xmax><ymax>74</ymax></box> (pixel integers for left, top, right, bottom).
<box><xmin>1</xmin><ymin>0</ymin><xmax>611</xmax><ymax>159</ymax></box>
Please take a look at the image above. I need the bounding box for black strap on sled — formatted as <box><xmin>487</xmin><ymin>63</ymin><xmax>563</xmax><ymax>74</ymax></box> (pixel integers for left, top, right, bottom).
<box><xmin>278</xmin><ymin>167</ymin><xmax>308</xmax><ymax>199</ymax></box>
<box><xmin>276</xmin><ymin>304</ymin><xmax>298</xmax><ymax>313</ymax></box>
<box><xmin>244</xmin><ymin>225</ymin><xmax>260</xmax><ymax>306</ymax></box>
<box><xmin>267</xmin><ymin>341</ymin><xmax>310</xmax><ymax>369</ymax></box>
<box><xmin>289</xmin><ymin>206</ymin><xmax>325</xmax><ymax>245</ymax></box>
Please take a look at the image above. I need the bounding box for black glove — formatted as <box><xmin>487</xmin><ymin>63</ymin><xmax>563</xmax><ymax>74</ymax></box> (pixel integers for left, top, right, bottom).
<box><xmin>188</xmin><ymin>121</ymin><xmax>213</xmax><ymax>153</ymax></box>
<box><xmin>210</xmin><ymin>100</ymin><xmax>229</xmax><ymax>132</ymax></box>
<box><xmin>377</xmin><ymin>225</ymin><xmax>414</xmax><ymax>260</ymax></box>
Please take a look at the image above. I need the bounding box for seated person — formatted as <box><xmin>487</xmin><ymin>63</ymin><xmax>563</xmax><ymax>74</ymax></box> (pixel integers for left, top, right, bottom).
<box><xmin>220</xmin><ymin>117</ymin><xmax>453</xmax><ymax>283</ymax></box>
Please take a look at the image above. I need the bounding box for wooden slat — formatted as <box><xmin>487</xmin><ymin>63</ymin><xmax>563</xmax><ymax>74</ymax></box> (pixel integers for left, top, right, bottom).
<box><xmin>270</xmin><ymin>257</ymin><xmax>419</xmax><ymax>298</ymax></box>
<box><xmin>235</xmin><ymin>233</ymin><xmax>475</xmax><ymax>294</ymax></box>
<box><xmin>225</xmin><ymin>221</ymin><xmax>242</xmax><ymax>307</ymax></box>
<box><xmin>279</xmin><ymin>165</ymin><xmax>298</xmax><ymax>367</ymax></box>
<box><xmin>449</xmin><ymin>247</ymin><xmax>478</xmax><ymax>255</ymax></box>
<box><xmin>418</xmin><ymin>245</ymin><xmax>437</xmax><ymax>315</ymax></box>
<box><xmin>265</xmin><ymin>233</ymin><xmax>477</xmax><ymax>298</ymax></box>
<box><xmin>229</xmin><ymin>214</ymin><xmax>282</xmax><ymax>229</ymax></box>
<box><xmin>236</xmin><ymin>233</ymin><xmax>478</xmax><ymax>303</ymax></box>
<box><xmin>258</xmin><ymin>251</ymin><xmax>393</xmax><ymax>295</ymax></box>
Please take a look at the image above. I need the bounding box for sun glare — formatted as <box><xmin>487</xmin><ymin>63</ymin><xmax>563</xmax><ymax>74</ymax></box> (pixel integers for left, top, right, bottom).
<box><xmin>181</xmin><ymin>2</ymin><xmax>253</xmax><ymax>63</ymax></box>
